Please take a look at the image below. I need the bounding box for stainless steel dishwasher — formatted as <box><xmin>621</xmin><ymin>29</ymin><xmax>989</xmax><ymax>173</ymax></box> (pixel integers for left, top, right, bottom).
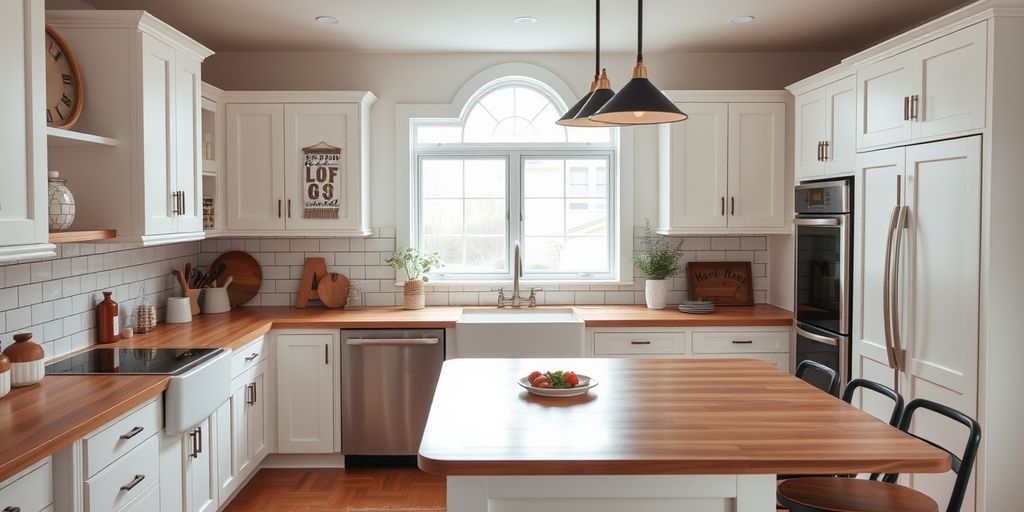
<box><xmin>341</xmin><ymin>329</ymin><xmax>445</xmax><ymax>458</ymax></box>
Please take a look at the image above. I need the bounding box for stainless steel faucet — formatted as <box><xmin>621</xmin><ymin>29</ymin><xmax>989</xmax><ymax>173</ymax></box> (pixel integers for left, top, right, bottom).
<box><xmin>495</xmin><ymin>240</ymin><xmax>541</xmax><ymax>308</ymax></box>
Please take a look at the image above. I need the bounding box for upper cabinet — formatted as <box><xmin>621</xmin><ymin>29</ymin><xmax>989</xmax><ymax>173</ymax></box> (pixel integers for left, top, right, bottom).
<box><xmin>0</xmin><ymin>0</ymin><xmax>54</xmax><ymax>263</ymax></box>
<box><xmin>46</xmin><ymin>10</ymin><xmax>213</xmax><ymax>246</ymax></box>
<box><xmin>657</xmin><ymin>93</ymin><xmax>788</xmax><ymax>235</ymax></box>
<box><xmin>223</xmin><ymin>92</ymin><xmax>375</xmax><ymax>237</ymax></box>
<box><xmin>794</xmin><ymin>75</ymin><xmax>857</xmax><ymax>182</ymax></box>
<box><xmin>856</xmin><ymin>21</ymin><xmax>987</xmax><ymax>150</ymax></box>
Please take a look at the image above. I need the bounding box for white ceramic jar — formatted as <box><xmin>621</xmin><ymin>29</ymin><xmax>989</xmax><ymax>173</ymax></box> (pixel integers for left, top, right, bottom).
<box><xmin>47</xmin><ymin>171</ymin><xmax>76</xmax><ymax>231</ymax></box>
<box><xmin>3</xmin><ymin>333</ymin><xmax>45</xmax><ymax>387</ymax></box>
<box><xmin>0</xmin><ymin>352</ymin><xmax>11</xmax><ymax>399</ymax></box>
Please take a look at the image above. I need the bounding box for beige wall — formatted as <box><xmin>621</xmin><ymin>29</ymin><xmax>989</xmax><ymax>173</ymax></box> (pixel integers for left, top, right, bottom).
<box><xmin>203</xmin><ymin>51</ymin><xmax>844</xmax><ymax>228</ymax></box>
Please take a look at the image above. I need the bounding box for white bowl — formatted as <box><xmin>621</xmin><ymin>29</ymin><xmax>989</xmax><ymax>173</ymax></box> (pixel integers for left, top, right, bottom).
<box><xmin>517</xmin><ymin>374</ymin><xmax>598</xmax><ymax>397</ymax></box>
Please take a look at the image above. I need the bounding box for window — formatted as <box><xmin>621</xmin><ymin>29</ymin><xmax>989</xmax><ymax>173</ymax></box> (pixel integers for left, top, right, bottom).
<box><xmin>412</xmin><ymin>77</ymin><xmax>618</xmax><ymax>281</ymax></box>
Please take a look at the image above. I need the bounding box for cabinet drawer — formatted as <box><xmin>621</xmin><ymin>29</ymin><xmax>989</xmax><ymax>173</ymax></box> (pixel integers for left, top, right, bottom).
<box><xmin>0</xmin><ymin>459</ymin><xmax>52</xmax><ymax>512</ymax></box>
<box><xmin>691</xmin><ymin>352</ymin><xmax>790</xmax><ymax>372</ymax></box>
<box><xmin>691</xmin><ymin>330</ymin><xmax>790</xmax><ymax>354</ymax></box>
<box><xmin>232</xmin><ymin>336</ymin><xmax>266</xmax><ymax>378</ymax></box>
<box><xmin>117</xmin><ymin>481</ymin><xmax>159</xmax><ymax>512</ymax></box>
<box><xmin>593</xmin><ymin>332</ymin><xmax>687</xmax><ymax>356</ymax></box>
<box><xmin>83</xmin><ymin>399</ymin><xmax>161</xmax><ymax>478</ymax></box>
<box><xmin>84</xmin><ymin>434</ymin><xmax>159</xmax><ymax>512</ymax></box>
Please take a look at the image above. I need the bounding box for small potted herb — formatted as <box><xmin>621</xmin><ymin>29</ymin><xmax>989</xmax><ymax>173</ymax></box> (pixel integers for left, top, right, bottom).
<box><xmin>632</xmin><ymin>220</ymin><xmax>684</xmax><ymax>309</ymax></box>
<box><xmin>385</xmin><ymin>248</ymin><xmax>442</xmax><ymax>310</ymax></box>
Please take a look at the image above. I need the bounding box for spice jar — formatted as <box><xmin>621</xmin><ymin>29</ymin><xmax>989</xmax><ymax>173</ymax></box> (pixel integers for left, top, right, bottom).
<box><xmin>0</xmin><ymin>352</ymin><xmax>10</xmax><ymax>398</ymax></box>
<box><xmin>3</xmin><ymin>333</ymin><xmax>45</xmax><ymax>387</ymax></box>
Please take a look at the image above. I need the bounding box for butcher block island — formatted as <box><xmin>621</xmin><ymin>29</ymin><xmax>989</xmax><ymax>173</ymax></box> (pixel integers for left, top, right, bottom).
<box><xmin>418</xmin><ymin>358</ymin><xmax>950</xmax><ymax>512</ymax></box>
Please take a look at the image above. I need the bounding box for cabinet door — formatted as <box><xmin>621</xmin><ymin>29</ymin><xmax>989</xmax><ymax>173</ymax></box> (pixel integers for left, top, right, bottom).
<box><xmin>0</xmin><ymin>0</ymin><xmax>48</xmax><ymax>253</ymax></box>
<box><xmin>726</xmin><ymin>102</ymin><xmax>786</xmax><ymax>229</ymax></box>
<box><xmin>902</xmin><ymin>137</ymin><xmax>980</xmax><ymax>512</ymax></box>
<box><xmin>277</xmin><ymin>333</ymin><xmax>336</xmax><ymax>453</ymax></box>
<box><xmin>856</xmin><ymin>54</ymin><xmax>914</xmax><ymax>149</ymax></box>
<box><xmin>824</xmin><ymin>75</ymin><xmax>857</xmax><ymax>174</ymax></box>
<box><xmin>140</xmin><ymin>33</ymin><xmax>179</xmax><ymax>236</ymax></box>
<box><xmin>248</xmin><ymin>362</ymin><xmax>270</xmax><ymax>464</ymax></box>
<box><xmin>657</xmin><ymin>102</ymin><xmax>728</xmax><ymax>230</ymax></box>
<box><xmin>230</xmin><ymin>373</ymin><xmax>253</xmax><ymax>478</ymax></box>
<box><xmin>226</xmin><ymin>103</ymin><xmax>285</xmax><ymax>230</ymax></box>
<box><xmin>794</xmin><ymin>87</ymin><xmax>827</xmax><ymax>181</ymax></box>
<box><xmin>184</xmin><ymin>416</ymin><xmax>217</xmax><ymax>512</ymax></box>
<box><xmin>213</xmin><ymin>396</ymin><xmax>238</xmax><ymax>504</ymax></box>
<box><xmin>851</xmin><ymin>147</ymin><xmax>906</xmax><ymax>422</ymax></box>
<box><xmin>282</xmin><ymin>103</ymin><xmax>360</xmax><ymax>230</ymax></box>
<box><xmin>174</xmin><ymin>51</ymin><xmax>203</xmax><ymax>233</ymax></box>
<box><xmin>912</xmin><ymin>22</ymin><xmax>987</xmax><ymax>139</ymax></box>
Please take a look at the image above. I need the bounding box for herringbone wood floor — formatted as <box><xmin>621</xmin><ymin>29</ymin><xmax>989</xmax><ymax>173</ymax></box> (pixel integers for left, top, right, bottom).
<box><xmin>225</xmin><ymin>468</ymin><xmax>446</xmax><ymax>511</ymax></box>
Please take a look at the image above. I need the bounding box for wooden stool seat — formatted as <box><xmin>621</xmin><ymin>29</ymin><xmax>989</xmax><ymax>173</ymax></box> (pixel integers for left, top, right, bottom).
<box><xmin>778</xmin><ymin>477</ymin><xmax>939</xmax><ymax>512</ymax></box>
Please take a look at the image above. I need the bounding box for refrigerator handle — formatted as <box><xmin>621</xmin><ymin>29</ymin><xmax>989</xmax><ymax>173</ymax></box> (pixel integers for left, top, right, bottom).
<box><xmin>882</xmin><ymin>205</ymin><xmax>900</xmax><ymax>370</ymax></box>
<box><xmin>889</xmin><ymin>206</ymin><xmax>909</xmax><ymax>372</ymax></box>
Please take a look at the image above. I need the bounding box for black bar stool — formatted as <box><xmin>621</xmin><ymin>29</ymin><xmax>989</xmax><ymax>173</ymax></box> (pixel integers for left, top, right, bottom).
<box><xmin>794</xmin><ymin>360</ymin><xmax>839</xmax><ymax>395</ymax></box>
<box><xmin>777</xmin><ymin>398</ymin><xmax>982</xmax><ymax>512</ymax></box>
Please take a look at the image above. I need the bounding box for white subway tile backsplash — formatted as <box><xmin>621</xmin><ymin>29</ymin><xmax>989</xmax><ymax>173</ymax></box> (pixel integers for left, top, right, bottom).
<box><xmin>6</xmin><ymin>265</ymin><xmax>29</xmax><ymax>287</ymax></box>
<box><xmin>711</xmin><ymin>237</ymin><xmax>741</xmax><ymax>251</ymax></box>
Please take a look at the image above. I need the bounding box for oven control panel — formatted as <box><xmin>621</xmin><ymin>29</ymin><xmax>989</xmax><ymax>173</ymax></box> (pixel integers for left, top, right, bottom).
<box><xmin>795</xmin><ymin>179</ymin><xmax>851</xmax><ymax>215</ymax></box>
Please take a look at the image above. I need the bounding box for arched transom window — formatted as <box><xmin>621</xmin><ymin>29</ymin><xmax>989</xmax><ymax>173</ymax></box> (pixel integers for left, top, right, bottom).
<box><xmin>411</xmin><ymin>77</ymin><xmax>618</xmax><ymax>281</ymax></box>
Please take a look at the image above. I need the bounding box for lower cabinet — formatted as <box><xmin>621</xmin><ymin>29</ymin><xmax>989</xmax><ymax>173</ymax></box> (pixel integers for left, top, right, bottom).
<box><xmin>275</xmin><ymin>331</ymin><xmax>339</xmax><ymax>453</ymax></box>
<box><xmin>589</xmin><ymin>327</ymin><xmax>792</xmax><ymax>372</ymax></box>
<box><xmin>216</xmin><ymin>342</ymin><xmax>271</xmax><ymax>506</ymax></box>
<box><xmin>181</xmin><ymin>415</ymin><xmax>217</xmax><ymax>512</ymax></box>
<box><xmin>0</xmin><ymin>458</ymin><xmax>52</xmax><ymax>512</ymax></box>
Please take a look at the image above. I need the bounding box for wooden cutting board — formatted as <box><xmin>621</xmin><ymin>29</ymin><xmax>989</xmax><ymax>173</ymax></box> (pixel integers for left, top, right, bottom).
<box><xmin>211</xmin><ymin>251</ymin><xmax>263</xmax><ymax>307</ymax></box>
<box><xmin>317</xmin><ymin>273</ymin><xmax>350</xmax><ymax>309</ymax></box>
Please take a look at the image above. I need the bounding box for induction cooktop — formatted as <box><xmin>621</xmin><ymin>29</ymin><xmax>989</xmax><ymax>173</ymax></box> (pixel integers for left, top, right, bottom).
<box><xmin>45</xmin><ymin>347</ymin><xmax>224</xmax><ymax>375</ymax></box>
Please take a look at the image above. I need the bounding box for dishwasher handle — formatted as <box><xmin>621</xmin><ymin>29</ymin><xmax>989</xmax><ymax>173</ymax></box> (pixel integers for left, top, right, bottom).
<box><xmin>344</xmin><ymin>337</ymin><xmax>440</xmax><ymax>346</ymax></box>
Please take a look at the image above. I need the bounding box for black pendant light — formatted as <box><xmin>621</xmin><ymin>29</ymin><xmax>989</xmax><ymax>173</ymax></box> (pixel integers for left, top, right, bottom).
<box><xmin>590</xmin><ymin>0</ymin><xmax>686</xmax><ymax>125</ymax></box>
<box><xmin>557</xmin><ymin>0</ymin><xmax>617</xmax><ymax>127</ymax></box>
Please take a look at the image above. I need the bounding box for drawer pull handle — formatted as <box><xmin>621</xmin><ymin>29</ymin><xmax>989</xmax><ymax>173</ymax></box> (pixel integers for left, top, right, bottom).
<box><xmin>120</xmin><ymin>426</ymin><xmax>144</xmax><ymax>440</ymax></box>
<box><xmin>244</xmin><ymin>352</ymin><xmax>259</xmax><ymax>362</ymax></box>
<box><xmin>630</xmin><ymin>341</ymin><xmax>652</xmax><ymax>345</ymax></box>
<box><xmin>731</xmin><ymin>340</ymin><xmax>754</xmax><ymax>344</ymax></box>
<box><xmin>4</xmin><ymin>507</ymin><xmax>22</xmax><ymax>512</ymax></box>
<box><xmin>120</xmin><ymin>474</ymin><xmax>146</xmax><ymax>492</ymax></box>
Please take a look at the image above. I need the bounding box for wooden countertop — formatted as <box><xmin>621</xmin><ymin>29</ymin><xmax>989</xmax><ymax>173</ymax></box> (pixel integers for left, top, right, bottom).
<box><xmin>0</xmin><ymin>304</ymin><xmax>792</xmax><ymax>482</ymax></box>
<box><xmin>418</xmin><ymin>358</ymin><xmax>950</xmax><ymax>476</ymax></box>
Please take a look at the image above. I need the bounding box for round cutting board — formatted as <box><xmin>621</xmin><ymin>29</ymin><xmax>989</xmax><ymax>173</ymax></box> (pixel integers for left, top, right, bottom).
<box><xmin>211</xmin><ymin>251</ymin><xmax>262</xmax><ymax>307</ymax></box>
<box><xmin>316</xmin><ymin>273</ymin><xmax>350</xmax><ymax>309</ymax></box>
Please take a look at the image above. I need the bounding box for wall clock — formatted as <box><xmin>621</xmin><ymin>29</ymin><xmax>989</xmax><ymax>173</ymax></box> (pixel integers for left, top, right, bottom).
<box><xmin>44</xmin><ymin>25</ymin><xmax>83</xmax><ymax>129</ymax></box>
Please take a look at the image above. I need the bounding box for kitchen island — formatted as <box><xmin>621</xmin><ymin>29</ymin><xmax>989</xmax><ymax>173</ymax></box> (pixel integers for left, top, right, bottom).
<box><xmin>418</xmin><ymin>358</ymin><xmax>950</xmax><ymax>512</ymax></box>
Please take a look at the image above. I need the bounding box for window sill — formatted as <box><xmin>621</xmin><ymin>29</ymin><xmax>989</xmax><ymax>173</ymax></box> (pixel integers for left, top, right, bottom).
<box><xmin>396</xmin><ymin>279</ymin><xmax>635</xmax><ymax>288</ymax></box>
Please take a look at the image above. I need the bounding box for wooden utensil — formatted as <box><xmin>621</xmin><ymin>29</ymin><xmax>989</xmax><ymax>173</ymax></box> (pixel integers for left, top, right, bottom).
<box><xmin>317</xmin><ymin>273</ymin><xmax>350</xmax><ymax>309</ymax></box>
<box><xmin>210</xmin><ymin>251</ymin><xmax>262</xmax><ymax>307</ymax></box>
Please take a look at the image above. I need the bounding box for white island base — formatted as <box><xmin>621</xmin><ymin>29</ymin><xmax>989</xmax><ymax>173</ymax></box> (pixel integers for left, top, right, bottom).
<box><xmin>446</xmin><ymin>474</ymin><xmax>777</xmax><ymax>512</ymax></box>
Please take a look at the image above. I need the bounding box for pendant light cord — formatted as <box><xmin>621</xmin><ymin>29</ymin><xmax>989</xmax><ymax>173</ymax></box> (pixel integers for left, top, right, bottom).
<box><xmin>637</xmin><ymin>0</ymin><xmax>643</xmax><ymax>61</ymax></box>
<box><xmin>595</xmin><ymin>0</ymin><xmax>601</xmax><ymax>76</ymax></box>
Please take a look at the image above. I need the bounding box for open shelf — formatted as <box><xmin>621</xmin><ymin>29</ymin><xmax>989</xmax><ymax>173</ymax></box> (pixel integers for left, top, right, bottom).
<box><xmin>47</xmin><ymin>127</ymin><xmax>118</xmax><ymax>147</ymax></box>
<box><xmin>48</xmin><ymin>229</ymin><xmax>117</xmax><ymax>243</ymax></box>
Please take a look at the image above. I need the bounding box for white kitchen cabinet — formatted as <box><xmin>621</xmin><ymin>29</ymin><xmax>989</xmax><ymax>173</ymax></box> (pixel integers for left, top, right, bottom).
<box><xmin>657</xmin><ymin>93</ymin><xmax>788</xmax><ymax>235</ymax></box>
<box><xmin>0</xmin><ymin>458</ymin><xmax>52</xmax><ymax>512</ymax></box>
<box><xmin>182</xmin><ymin>415</ymin><xmax>217</xmax><ymax>512</ymax></box>
<box><xmin>856</xmin><ymin>21</ymin><xmax>987</xmax><ymax>150</ymax></box>
<box><xmin>0</xmin><ymin>0</ymin><xmax>54</xmax><ymax>262</ymax></box>
<box><xmin>794</xmin><ymin>75</ymin><xmax>856</xmax><ymax>181</ymax></box>
<box><xmin>46</xmin><ymin>11</ymin><xmax>213</xmax><ymax>246</ymax></box>
<box><xmin>726</xmin><ymin>102</ymin><xmax>786</xmax><ymax>230</ymax></box>
<box><xmin>223</xmin><ymin>92</ymin><xmax>375</xmax><ymax>236</ymax></box>
<box><xmin>588</xmin><ymin>327</ymin><xmax>791</xmax><ymax>371</ymax></box>
<box><xmin>853</xmin><ymin>137</ymin><xmax>981</xmax><ymax>511</ymax></box>
<box><xmin>218</xmin><ymin>344</ymin><xmax>271</xmax><ymax>505</ymax></box>
<box><xmin>276</xmin><ymin>331</ymin><xmax>339</xmax><ymax>453</ymax></box>
<box><xmin>212</xmin><ymin>398</ymin><xmax>237</xmax><ymax>504</ymax></box>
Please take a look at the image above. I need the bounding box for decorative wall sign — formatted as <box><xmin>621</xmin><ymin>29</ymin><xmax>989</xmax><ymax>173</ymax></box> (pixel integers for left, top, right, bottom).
<box><xmin>686</xmin><ymin>261</ymin><xmax>754</xmax><ymax>306</ymax></box>
<box><xmin>301</xmin><ymin>142</ymin><xmax>343</xmax><ymax>219</ymax></box>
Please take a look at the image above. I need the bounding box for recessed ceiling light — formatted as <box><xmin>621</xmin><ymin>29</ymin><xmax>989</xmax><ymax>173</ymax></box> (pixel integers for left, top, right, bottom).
<box><xmin>315</xmin><ymin>15</ymin><xmax>339</xmax><ymax>24</ymax></box>
<box><xmin>513</xmin><ymin>16</ymin><xmax>537</xmax><ymax>24</ymax></box>
<box><xmin>729</xmin><ymin>15</ymin><xmax>756</xmax><ymax>25</ymax></box>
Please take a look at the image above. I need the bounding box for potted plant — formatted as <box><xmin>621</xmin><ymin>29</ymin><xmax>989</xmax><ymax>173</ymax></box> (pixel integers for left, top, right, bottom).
<box><xmin>632</xmin><ymin>221</ymin><xmax>684</xmax><ymax>309</ymax></box>
<box><xmin>385</xmin><ymin>247</ymin><xmax>442</xmax><ymax>310</ymax></box>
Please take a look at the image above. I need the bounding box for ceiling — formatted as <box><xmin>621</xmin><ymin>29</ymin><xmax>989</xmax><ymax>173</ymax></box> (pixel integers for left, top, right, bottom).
<box><xmin>80</xmin><ymin>0</ymin><xmax>974</xmax><ymax>53</ymax></box>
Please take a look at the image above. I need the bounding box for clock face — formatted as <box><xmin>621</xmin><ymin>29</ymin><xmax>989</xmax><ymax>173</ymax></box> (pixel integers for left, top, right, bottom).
<box><xmin>44</xmin><ymin>27</ymin><xmax>82</xmax><ymax>129</ymax></box>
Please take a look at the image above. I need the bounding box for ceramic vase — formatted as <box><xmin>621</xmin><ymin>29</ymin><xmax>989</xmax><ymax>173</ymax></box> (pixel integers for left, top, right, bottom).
<box><xmin>47</xmin><ymin>171</ymin><xmax>76</xmax><ymax>231</ymax></box>
<box><xmin>3</xmin><ymin>333</ymin><xmax>45</xmax><ymax>387</ymax></box>
<box><xmin>645</xmin><ymin>278</ymin><xmax>668</xmax><ymax>309</ymax></box>
<box><xmin>0</xmin><ymin>352</ymin><xmax>10</xmax><ymax>399</ymax></box>
<box><xmin>403</xmin><ymin>279</ymin><xmax>426</xmax><ymax>310</ymax></box>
